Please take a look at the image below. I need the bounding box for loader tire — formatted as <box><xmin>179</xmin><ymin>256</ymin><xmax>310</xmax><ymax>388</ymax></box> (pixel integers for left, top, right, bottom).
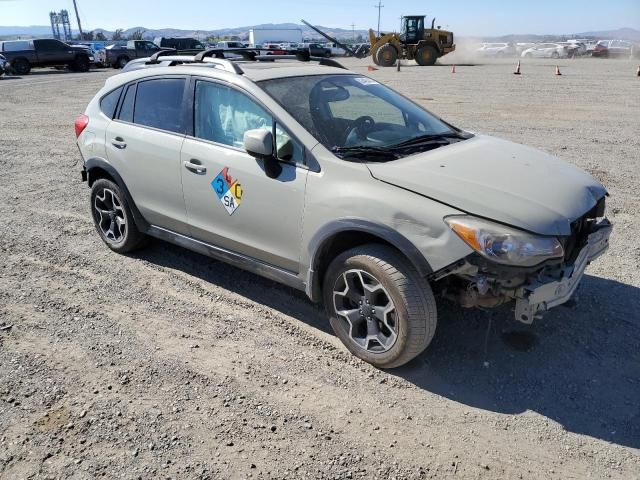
<box><xmin>415</xmin><ymin>45</ymin><xmax>438</xmax><ymax>66</ymax></box>
<box><xmin>375</xmin><ymin>44</ymin><xmax>398</xmax><ymax>67</ymax></box>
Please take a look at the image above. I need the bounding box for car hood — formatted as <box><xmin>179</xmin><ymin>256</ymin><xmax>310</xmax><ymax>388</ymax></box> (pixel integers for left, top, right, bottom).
<box><xmin>366</xmin><ymin>135</ymin><xmax>606</xmax><ymax>236</ymax></box>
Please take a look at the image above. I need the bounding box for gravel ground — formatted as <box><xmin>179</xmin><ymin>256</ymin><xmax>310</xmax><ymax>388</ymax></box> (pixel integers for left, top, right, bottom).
<box><xmin>0</xmin><ymin>57</ymin><xmax>639</xmax><ymax>479</ymax></box>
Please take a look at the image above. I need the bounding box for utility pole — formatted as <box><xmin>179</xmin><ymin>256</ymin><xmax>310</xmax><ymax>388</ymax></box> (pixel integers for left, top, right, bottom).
<box><xmin>350</xmin><ymin>23</ymin><xmax>355</xmax><ymax>42</ymax></box>
<box><xmin>374</xmin><ymin>1</ymin><xmax>384</xmax><ymax>36</ymax></box>
<box><xmin>72</xmin><ymin>0</ymin><xmax>84</xmax><ymax>40</ymax></box>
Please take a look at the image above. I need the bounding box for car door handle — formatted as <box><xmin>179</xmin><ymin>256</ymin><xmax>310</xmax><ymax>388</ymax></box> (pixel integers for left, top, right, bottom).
<box><xmin>111</xmin><ymin>137</ymin><xmax>127</xmax><ymax>149</ymax></box>
<box><xmin>183</xmin><ymin>160</ymin><xmax>207</xmax><ymax>175</ymax></box>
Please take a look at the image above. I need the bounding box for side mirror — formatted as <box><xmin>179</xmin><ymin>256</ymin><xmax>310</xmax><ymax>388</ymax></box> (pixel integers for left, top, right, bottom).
<box><xmin>243</xmin><ymin>128</ymin><xmax>282</xmax><ymax>179</ymax></box>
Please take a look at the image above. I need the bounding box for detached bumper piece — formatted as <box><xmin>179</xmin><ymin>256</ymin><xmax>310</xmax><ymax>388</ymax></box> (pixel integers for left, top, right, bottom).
<box><xmin>514</xmin><ymin>218</ymin><xmax>612</xmax><ymax>323</ymax></box>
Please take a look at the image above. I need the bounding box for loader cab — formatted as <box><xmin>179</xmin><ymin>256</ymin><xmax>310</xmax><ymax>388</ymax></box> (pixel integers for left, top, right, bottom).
<box><xmin>402</xmin><ymin>16</ymin><xmax>425</xmax><ymax>43</ymax></box>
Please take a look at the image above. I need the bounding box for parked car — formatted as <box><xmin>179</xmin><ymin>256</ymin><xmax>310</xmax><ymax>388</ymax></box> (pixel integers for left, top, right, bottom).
<box><xmin>521</xmin><ymin>43</ymin><xmax>569</xmax><ymax>59</ymax></box>
<box><xmin>105</xmin><ymin>40</ymin><xmax>164</xmax><ymax>69</ymax></box>
<box><xmin>515</xmin><ymin>42</ymin><xmax>536</xmax><ymax>54</ymax></box>
<box><xmin>0</xmin><ymin>53</ymin><xmax>6</xmax><ymax>77</ymax></box>
<box><xmin>76</xmin><ymin>56</ymin><xmax>611</xmax><ymax>368</ymax></box>
<box><xmin>153</xmin><ymin>37</ymin><xmax>206</xmax><ymax>51</ymax></box>
<box><xmin>74</xmin><ymin>41</ymin><xmax>107</xmax><ymax>67</ymax></box>
<box><xmin>298</xmin><ymin>42</ymin><xmax>332</xmax><ymax>57</ymax></box>
<box><xmin>325</xmin><ymin>42</ymin><xmax>347</xmax><ymax>56</ymax></box>
<box><xmin>215</xmin><ymin>41</ymin><xmax>246</xmax><ymax>50</ymax></box>
<box><xmin>262</xmin><ymin>44</ymin><xmax>290</xmax><ymax>55</ymax></box>
<box><xmin>0</xmin><ymin>38</ymin><xmax>93</xmax><ymax>75</ymax></box>
<box><xmin>476</xmin><ymin>42</ymin><xmax>516</xmax><ymax>57</ymax></box>
<box><xmin>592</xmin><ymin>40</ymin><xmax>634</xmax><ymax>58</ymax></box>
<box><xmin>565</xmin><ymin>39</ymin><xmax>588</xmax><ymax>56</ymax></box>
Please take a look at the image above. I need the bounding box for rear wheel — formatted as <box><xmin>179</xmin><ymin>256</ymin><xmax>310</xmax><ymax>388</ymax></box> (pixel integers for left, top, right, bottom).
<box><xmin>551</xmin><ymin>51</ymin><xmax>560</xmax><ymax>59</ymax></box>
<box><xmin>90</xmin><ymin>179</ymin><xmax>147</xmax><ymax>253</ymax></box>
<box><xmin>375</xmin><ymin>44</ymin><xmax>398</xmax><ymax>67</ymax></box>
<box><xmin>11</xmin><ymin>58</ymin><xmax>31</xmax><ymax>75</ymax></box>
<box><xmin>415</xmin><ymin>45</ymin><xmax>438</xmax><ymax>66</ymax></box>
<box><xmin>323</xmin><ymin>244</ymin><xmax>437</xmax><ymax>369</ymax></box>
<box><xmin>117</xmin><ymin>56</ymin><xmax>129</xmax><ymax>69</ymax></box>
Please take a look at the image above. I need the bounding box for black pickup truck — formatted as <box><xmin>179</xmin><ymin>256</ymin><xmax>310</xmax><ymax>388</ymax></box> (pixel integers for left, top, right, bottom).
<box><xmin>0</xmin><ymin>39</ymin><xmax>93</xmax><ymax>75</ymax></box>
<box><xmin>105</xmin><ymin>40</ymin><xmax>165</xmax><ymax>69</ymax></box>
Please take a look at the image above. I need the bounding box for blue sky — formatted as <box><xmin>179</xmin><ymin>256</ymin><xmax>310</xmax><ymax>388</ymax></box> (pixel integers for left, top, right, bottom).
<box><xmin>1</xmin><ymin>0</ymin><xmax>638</xmax><ymax>35</ymax></box>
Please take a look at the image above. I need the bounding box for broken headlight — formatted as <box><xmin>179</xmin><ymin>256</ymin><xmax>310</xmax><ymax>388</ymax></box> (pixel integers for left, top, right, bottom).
<box><xmin>445</xmin><ymin>216</ymin><xmax>564</xmax><ymax>267</ymax></box>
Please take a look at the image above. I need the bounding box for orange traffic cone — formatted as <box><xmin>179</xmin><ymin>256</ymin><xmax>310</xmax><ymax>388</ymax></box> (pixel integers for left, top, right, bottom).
<box><xmin>513</xmin><ymin>60</ymin><xmax>521</xmax><ymax>75</ymax></box>
<box><xmin>555</xmin><ymin>65</ymin><xmax>562</xmax><ymax>76</ymax></box>
<box><xmin>451</xmin><ymin>64</ymin><xmax>456</xmax><ymax>74</ymax></box>
<box><xmin>368</xmin><ymin>65</ymin><xmax>378</xmax><ymax>71</ymax></box>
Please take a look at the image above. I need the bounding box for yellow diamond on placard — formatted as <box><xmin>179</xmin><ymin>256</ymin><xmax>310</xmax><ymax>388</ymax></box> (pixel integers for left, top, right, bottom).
<box><xmin>230</xmin><ymin>181</ymin><xmax>243</xmax><ymax>206</ymax></box>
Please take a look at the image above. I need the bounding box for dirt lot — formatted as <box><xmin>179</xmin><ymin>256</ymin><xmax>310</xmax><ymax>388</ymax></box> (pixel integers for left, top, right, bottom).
<box><xmin>1</xmin><ymin>57</ymin><xmax>639</xmax><ymax>479</ymax></box>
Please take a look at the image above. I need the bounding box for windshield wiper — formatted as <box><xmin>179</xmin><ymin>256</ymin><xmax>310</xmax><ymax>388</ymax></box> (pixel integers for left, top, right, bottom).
<box><xmin>388</xmin><ymin>132</ymin><xmax>468</xmax><ymax>149</ymax></box>
<box><xmin>331</xmin><ymin>146</ymin><xmax>400</xmax><ymax>161</ymax></box>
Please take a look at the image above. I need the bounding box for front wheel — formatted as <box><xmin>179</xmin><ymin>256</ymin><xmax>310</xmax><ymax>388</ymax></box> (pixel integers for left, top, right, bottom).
<box><xmin>415</xmin><ymin>45</ymin><xmax>438</xmax><ymax>66</ymax></box>
<box><xmin>323</xmin><ymin>244</ymin><xmax>437</xmax><ymax>369</ymax></box>
<box><xmin>90</xmin><ymin>179</ymin><xmax>147</xmax><ymax>253</ymax></box>
<box><xmin>73</xmin><ymin>54</ymin><xmax>90</xmax><ymax>72</ymax></box>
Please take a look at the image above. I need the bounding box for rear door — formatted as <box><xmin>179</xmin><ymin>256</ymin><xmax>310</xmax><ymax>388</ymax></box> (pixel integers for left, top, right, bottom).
<box><xmin>180</xmin><ymin>78</ymin><xmax>308</xmax><ymax>272</ymax></box>
<box><xmin>105</xmin><ymin>76</ymin><xmax>190</xmax><ymax>234</ymax></box>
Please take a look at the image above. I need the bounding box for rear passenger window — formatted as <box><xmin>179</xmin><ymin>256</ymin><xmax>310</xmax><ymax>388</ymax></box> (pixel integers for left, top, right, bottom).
<box><xmin>118</xmin><ymin>84</ymin><xmax>136</xmax><ymax>123</ymax></box>
<box><xmin>100</xmin><ymin>87</ymin><xmax>123</xmax><ymax>119</ymax></box>
<box><xmin>133</xmin><ymin>78</ymin><xmax>185</xmax><ymax>133</ymax></box>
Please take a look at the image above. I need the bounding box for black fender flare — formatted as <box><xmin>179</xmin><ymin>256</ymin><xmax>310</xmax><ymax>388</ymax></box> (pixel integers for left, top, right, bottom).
<box><xmin>306</xmin><ymin>218</ymin><xmax>433</xmax><ymax>301</ymax></box>
<box><xmin>84</xmin><ymin>157</ymin><xmax>149</xmax><ymax>232</ymax></box>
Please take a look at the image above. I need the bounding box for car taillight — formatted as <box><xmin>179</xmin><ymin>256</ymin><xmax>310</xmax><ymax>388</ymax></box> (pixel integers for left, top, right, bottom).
<box><xmin>74</xmin><ymin>114</ymin><xmax>89</xmax><ymax>138</ymax></box>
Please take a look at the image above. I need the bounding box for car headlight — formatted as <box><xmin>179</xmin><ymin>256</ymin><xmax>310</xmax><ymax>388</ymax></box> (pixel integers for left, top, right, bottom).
<box><xmin>445</xmin><ymin>215</ymin><xmax>564</xmax><ymax>267</ymax></box>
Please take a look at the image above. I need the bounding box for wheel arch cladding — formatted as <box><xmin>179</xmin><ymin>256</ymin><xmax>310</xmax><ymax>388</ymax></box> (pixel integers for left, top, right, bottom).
<box><xmin>85</xmin><ymin>157</ymin><xmax>149</xmax><ymax>231</ymax></box>
<box><xmin>306</xmin><ymin>218</ymin><xmax>433</xmax><ymax>302</ymax></box>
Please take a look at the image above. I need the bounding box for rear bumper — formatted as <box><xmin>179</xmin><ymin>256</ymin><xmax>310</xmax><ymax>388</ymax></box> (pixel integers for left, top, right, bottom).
<box><xmin>514</xmin><ymin>218</ymin><xmax>612</xmax><ymax>323</ymax></box>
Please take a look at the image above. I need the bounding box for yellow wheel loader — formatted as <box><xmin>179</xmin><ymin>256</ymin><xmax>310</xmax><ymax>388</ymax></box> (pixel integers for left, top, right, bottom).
<box><xmin>370</xmin><ymin>16</ymin><xmax>455</xmax><ymax>67</ymax></box>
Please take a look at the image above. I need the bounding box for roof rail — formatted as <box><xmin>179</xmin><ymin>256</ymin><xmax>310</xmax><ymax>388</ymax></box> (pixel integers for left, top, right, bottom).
<box><xmin>125</xmin><ymin>48</ymin><xmax>347</xmax><ymax>75</ymax></box>
<box><xmin>148</xmin><ymin>48</ymin><xmax>177</xmax><ymax>63</ymax></box>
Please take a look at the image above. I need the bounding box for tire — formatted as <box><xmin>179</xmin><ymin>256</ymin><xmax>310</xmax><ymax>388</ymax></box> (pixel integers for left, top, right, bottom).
<box><xmin>414</xmin><ymin>45</ymin><xmax>438</xmax><ymax>66</ymax></box>
<box><xmin>117</xmin><ymin>56</ymin><xmax>129</xmax><ymax>69</ymax></box>
<box><xmin>524</xmin><ymin>53</ymin><xmax>532</xmax><ymax>58</ymax></box>
<box><xmin>90</xmin><ymin>179</ymin><xmax>147</xmax><ymax>254</ymax></box>
<box><xmin>551</xmin><ymin>51</ymin><xmax>559</xmax><ymax>59</ymax></box>
<box><xmin>375</xmin><ymin>44</ymin><xmax>398</xmax><ymax>67</ymax></box>
<box><xmin>323</xmin><ymin>244</ymin><xmax>437</xmax><ymax>369</ymax></box>
<box><xmin>74</xmin><ymin>54</ymin><xmax>90</xmax><ymax>72</ymax></box>
<box><xmin>11</xmin><ymin>57</ymin><xmax>31</xmax><ymax>75</ymax></box>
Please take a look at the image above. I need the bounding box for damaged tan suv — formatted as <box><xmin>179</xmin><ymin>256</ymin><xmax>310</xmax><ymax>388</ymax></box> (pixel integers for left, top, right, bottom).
<box><xmin>75</xmin><ymin>51</ymin><xmax>612</xmax><ymax>368</ymax></box>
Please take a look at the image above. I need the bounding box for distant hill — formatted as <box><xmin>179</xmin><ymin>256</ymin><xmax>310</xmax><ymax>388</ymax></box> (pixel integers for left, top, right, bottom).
<box><xmin>0</xmin><ymin>22</ymin><xmax>369</xmax><ymax>41</ymax></box>
<box><xmin>1</xmin><ymin>24</ymin><xmax>638</xmax><ymax>42</ymax></box>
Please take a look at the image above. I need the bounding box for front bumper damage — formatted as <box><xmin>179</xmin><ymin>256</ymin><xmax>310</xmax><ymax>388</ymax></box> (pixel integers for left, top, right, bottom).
<box><xmin>514</xmin><ymin>218</ymin><xmax>612</xmax><ymax>323</ymax></box>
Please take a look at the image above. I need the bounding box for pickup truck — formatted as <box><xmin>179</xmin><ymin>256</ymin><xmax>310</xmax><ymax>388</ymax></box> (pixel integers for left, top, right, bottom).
<box><xmin>105</xmin><ymin>40</ymin><xmax>164</xmax><ymax>69</ymax></box>
<box><xmin>0</xmin><ymin>39</ymin><xmax>93</xmax><ymax>75</ymax></box>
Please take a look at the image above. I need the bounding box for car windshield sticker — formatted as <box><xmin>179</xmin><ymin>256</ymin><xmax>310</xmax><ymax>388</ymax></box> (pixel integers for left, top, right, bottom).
<box><xmin>354</xmin><ymin>77</ymin><xmax>379</xmax><ymax>86</ymax></box>
<box><xmin>211</xmin><ymin>167</ymin><xmax>243</xmax><ymax>215</ymax></box>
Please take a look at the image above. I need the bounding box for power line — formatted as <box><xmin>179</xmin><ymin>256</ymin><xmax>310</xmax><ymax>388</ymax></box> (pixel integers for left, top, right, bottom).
<box><xmin>374</xmin><ymin>1</ymin><xmax>384</xmax><ymax>36</ymax></box>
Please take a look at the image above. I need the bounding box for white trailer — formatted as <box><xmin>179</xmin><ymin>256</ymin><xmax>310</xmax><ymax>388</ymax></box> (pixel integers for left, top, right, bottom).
<box><xmin>249</xmin><ymin>28</ymin><xmax>303</xmax><ymax>46</ymax></box>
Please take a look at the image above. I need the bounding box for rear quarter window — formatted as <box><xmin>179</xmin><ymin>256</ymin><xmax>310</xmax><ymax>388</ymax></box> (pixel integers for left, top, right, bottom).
<box><xmin>100</xmin><ymin>86</ymin><xmax>123</xmax><ymax>119</ymax></box>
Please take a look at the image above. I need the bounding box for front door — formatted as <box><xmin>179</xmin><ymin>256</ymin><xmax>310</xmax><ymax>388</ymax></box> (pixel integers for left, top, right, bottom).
<box><xmin>105</xmin><ymin>77</ymin><xmax>190</xmax><ymax>234</ymax></box>
<box><xmin>180</xmin><ymin>79</ymin><xmax>308</xmax><ymax>272</ymax></box>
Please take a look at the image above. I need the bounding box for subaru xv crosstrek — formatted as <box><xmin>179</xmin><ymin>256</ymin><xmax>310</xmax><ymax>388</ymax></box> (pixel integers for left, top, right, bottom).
<box><xmin>75</xmin><ymin>54</ymin><xmax>612</xmax><ymax>368</ymax></box>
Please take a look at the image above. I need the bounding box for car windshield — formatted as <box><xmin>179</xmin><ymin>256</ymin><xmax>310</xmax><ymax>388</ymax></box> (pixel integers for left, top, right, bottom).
<box><xmin>260</xmin><ymin>74</ymin><xmax>464</xmax><ymax>159</ymax></box>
